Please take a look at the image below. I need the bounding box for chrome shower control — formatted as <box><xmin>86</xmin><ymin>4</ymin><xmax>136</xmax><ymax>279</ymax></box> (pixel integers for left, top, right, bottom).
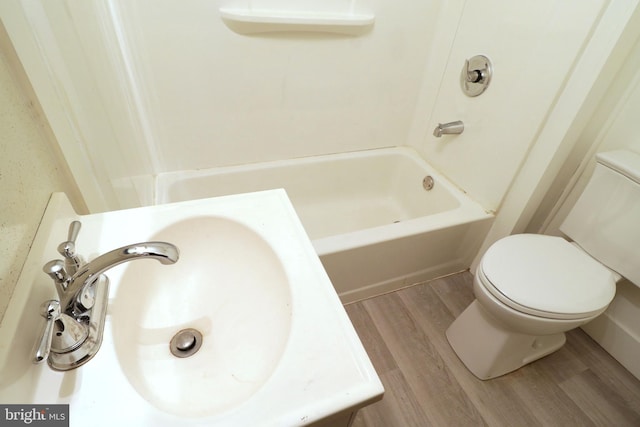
<box><xmin>461</xmin><ymin>55</ymin><xmax>492</xmax><ymax>97</ymax></box>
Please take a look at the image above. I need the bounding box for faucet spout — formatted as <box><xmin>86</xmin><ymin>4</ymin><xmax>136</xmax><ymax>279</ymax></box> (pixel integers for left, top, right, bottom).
<box><xmin>433</xmin><ymin>120</ymin><xmax>464</xmax><ymax>137</ymax></box>
<box><xmin>37</xmin><ymin>222</ymin><xmax>180</xmax><ymax>370</ymax></box>
<box><xmin>62</xmin><ymin>242</ymin><xmax>179</xmax><ymax>312</ymax></box>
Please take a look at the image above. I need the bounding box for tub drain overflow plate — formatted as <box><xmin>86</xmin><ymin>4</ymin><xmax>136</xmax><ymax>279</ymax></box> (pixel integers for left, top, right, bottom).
<box><xmin>423</xmin><ymin>176</ymin><xmax>434</xmax><ymax>191</ymax></box>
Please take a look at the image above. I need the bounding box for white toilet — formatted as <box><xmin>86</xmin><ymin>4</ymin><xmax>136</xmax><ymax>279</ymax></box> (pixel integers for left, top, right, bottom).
<box><xmin>446</xmin><ymin>150</ymin><xmax>640</xmax><ymax>380</ymax></box>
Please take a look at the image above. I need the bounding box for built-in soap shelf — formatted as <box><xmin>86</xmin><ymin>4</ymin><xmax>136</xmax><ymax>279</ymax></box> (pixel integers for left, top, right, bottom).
<box><xmin>219</xmin><ymin>7</ymin><xmax>375</xmax><ymax>35</ymax></box>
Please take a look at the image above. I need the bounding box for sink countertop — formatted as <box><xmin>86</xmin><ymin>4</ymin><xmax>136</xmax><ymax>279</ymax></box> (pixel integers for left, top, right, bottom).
<box><xmin>0</xmin><ymin>189</ymin><xmax>383</xmax><ymax>426</ymax></box>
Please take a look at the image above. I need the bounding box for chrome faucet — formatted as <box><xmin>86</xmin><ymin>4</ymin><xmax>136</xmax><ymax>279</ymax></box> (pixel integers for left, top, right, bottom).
<box><xmin>34</xmin><ymin>221</ymin><xmax>179</xmax><ymax>371</ymax></box>
<box><xmin>433</xmin><ymin>120</ymin><xmax>464</xmax><ymax>137</ymax></box>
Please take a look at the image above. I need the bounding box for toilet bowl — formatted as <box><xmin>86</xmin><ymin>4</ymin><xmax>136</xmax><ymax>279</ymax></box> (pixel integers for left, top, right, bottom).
<box><xmin>446</xmin><ymin>150</ymin><xmax>640</xmax><ymax>380</ymax></box>
<box><xmin>446</xmin><ymin>234</ymin><xmax>617</xmax><ymax>380</ymax></box>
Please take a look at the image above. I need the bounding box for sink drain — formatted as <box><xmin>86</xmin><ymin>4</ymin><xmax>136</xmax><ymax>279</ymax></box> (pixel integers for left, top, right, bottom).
<box><xmin>169</xmin><ymin>328</ymin><xmax>203</xmax><ymax>358</ymax></box>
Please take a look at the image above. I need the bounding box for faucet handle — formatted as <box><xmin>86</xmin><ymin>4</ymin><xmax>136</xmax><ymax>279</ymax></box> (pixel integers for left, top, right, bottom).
<box><xmin>464</xmin><ymin>59</ymin><xmax>482</xmax><ymax>83</ymax></box>
<box><xmin>43</xmin><ymin>259</ymin><xmax>69</xmax><ymax>298</ymax></box>
<box><xmin>67</xmin><ymin>220</ymin><xmax>81</xmax><ymax>242</ymax></box>
<box><xmin>57</xmin><ymin>221</ymin><xmax>84</xmax><ymax>275</ymax></box>
<box><xmin>33</xmin><ymin>300</ymin><xmax>61</xmax><ymax>364</ymax></box>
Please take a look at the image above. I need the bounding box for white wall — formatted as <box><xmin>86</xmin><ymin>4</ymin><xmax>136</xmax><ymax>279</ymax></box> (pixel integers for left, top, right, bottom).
<box><xmin>2</xmin><ymin>0</ymin><xmax>627</xmax><ymax>214</ymax></box>
<box><xmin>0</xmin><ymin>22</ymin><xmax>83</xmax><ymax>322</ymax></box>
<box><xmin>533</xmin><ymin>33</ymin><xmax>640</xmax><ymax>379</ymax></box>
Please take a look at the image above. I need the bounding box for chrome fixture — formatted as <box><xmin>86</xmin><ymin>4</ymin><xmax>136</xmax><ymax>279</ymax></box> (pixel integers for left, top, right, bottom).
<box><xmin>57</xmin><ymin>220</ymin><xmax>83</xmax><ymax>276</ymax></box>
<box><xmin>422</xmin><ymin>176</ymin><xmax>434</xmax><ymax>191</ymax></box>
<box><xmin>34</xmin><ymin>221</ymin><xmax>179</xmax><ymax>371</ymax></box>
<box><xmin>433</xmin><ymin>120</ymin><xmax>464</xmax><ymax>137</ymax></box>
<box><xmin>170</xmin><ymin>328</ymin><xmax>203</xmax><ymax>358</ymax></box>
<box><xmin>461</xmin><ymin>54</ymin><xmax>492</xmax><ymax>97</ymax></box>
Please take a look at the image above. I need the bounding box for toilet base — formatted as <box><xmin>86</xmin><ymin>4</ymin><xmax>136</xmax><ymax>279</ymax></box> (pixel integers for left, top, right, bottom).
<box><xmin>446</xmin><ymin>300</ymin><xmax>566</xmax><ymax>380</ymax></box>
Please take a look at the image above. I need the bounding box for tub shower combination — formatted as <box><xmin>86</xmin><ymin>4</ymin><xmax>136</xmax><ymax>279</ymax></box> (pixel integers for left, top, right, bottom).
<box><xmin>156</xmin><ymin>147</ymin><xmax>494</xmax><ymax>302</ymax></box>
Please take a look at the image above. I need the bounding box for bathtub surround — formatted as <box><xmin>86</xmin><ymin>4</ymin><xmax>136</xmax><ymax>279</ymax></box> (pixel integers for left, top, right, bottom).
<box><xmin>412</xmin><ymin>1</ymin><xmax>612</xmax><ymax>211</ymax></box>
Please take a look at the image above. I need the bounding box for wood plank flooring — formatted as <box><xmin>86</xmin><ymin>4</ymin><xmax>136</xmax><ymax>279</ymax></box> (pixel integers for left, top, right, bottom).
<box><xmin>345</xmin><ymin>272</ymin><xmax>640</xmax><ymax>426</ymax></box>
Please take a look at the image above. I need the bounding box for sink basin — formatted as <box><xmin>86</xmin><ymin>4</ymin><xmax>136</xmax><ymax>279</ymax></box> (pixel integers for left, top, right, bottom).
<box><xmin>112</xmin><ymin>217</ymin><xmax>292</xmax><ymax>416</ymax></box>
<box><xmin>0</xmin><ymin>189</ymin><xmax>383</xmax><ymax>426</ymax></box>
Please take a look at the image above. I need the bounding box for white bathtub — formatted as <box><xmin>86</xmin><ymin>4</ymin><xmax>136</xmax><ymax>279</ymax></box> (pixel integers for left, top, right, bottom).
<box><xmin>156</xmin><ymin>147</ymin><xmax>494</xmax><ymax>302</ymax></box>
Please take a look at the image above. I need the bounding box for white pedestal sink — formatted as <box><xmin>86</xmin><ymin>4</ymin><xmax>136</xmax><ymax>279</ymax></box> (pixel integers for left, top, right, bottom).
<box><xmin>0</xmin><ymin>189</ymin><xmax>383</xmax><ymax>426</ymax></box>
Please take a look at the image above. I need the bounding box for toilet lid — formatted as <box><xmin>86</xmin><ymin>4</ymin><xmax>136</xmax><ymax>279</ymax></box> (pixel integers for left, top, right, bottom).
<box><xmin>480</xmin><ymin>234</ymin><xmax>616</xmax><ymax>319</ymax></box>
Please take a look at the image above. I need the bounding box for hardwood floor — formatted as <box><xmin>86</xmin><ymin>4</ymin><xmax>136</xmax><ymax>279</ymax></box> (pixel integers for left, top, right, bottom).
<box><xmin>345</xmin><ymin>272</ymin><xmax>640</xmax><ymax>427</ymax></box>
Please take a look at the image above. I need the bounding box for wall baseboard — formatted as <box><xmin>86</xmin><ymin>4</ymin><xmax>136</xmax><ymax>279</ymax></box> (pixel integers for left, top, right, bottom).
<box><xmin>581</xmin><ymin>311</ymin><xmax>640</xmax><ymax>381</ymax></box>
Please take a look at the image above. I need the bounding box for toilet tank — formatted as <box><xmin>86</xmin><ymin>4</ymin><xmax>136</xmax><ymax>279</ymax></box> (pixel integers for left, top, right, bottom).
<box><xmin>560</xmin><ymin>150</ymin><xmax>640</xmax><ymax>287</ymax></box>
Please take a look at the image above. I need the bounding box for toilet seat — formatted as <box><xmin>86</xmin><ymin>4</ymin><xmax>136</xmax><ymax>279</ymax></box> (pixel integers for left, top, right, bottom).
<box><xmin>479</xmin><ymin>234</ymin><xmax>617</xmax><ymax>320</ymax></box>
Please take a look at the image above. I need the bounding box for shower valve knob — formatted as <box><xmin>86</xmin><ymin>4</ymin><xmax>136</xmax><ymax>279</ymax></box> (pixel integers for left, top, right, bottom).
<box><xmin>461</xmin><ymin>55</ymin><xmax>492</xmax><ymax>97</ymax></box>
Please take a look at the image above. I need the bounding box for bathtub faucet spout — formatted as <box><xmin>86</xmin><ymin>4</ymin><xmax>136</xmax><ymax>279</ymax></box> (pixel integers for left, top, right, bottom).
<box><xmin>433</xmin><ymin>121</ymin><xmax>464</xmax><ymax>137</ymax></box>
